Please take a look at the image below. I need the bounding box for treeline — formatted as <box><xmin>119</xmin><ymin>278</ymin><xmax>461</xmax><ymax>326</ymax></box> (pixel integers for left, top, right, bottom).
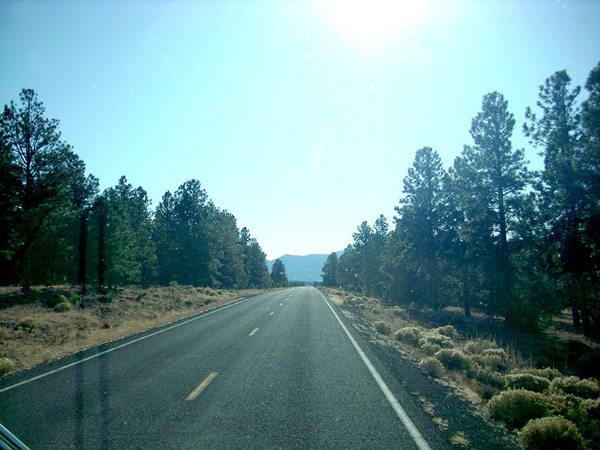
<box><xmin>0</xmin><ymin>89</ymin><xmax>274</xmax><ymax>292</ymax></box>
<box><xmin>322</xmin><ymin>63</ymin><xmax>600</xmax><ymax>340</ymax></box>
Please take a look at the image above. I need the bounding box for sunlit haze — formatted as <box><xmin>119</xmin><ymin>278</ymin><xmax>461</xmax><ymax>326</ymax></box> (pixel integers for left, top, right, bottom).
<box><xmin>1</xmin><ymin>0</ymin><xmax>599</xmax><ymax>259</ymax></box>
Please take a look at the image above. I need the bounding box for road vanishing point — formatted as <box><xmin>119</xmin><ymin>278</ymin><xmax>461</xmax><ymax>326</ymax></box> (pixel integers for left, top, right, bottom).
<box><xmin>0</xmin><ymin>287</ymin><xmax>450</xmax><ymax>449</ymax></box>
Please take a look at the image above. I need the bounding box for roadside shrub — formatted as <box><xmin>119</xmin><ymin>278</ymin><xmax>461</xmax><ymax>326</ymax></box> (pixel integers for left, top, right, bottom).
<box><xmin>419</xmin><ymin>331</ymin><xmax>454</xmax><ymax>349</ymax></box>
<box><xmin>487</xmin><ymin>389</ymin><xmax>550</xmax><ymax>429</ymax></box>
<box><xmin>518</xmin><ymin>367</ymin><xmax>562</xmax><ymax>381</ymax></box>
<box><xmin>391</xmin><ymin>306</ymin><xmax>407</xmax><ymax>319</ymax></box>
<box><xmin>506</xmin><ymin>373</ymin><xmax>550</xmax><ymax>393</ymax></box>
<box><xmin>435</xmin><ymin>325</ymin><xmax>459</xmax><ymax>341</ymax></box>
<box><xmin>482</xmin><ymin>354</ymin><xmax>508</xmax><ymax>372</ymax></box>
<box><xmin>576</xmin><ymin>399</ymin><xmax>600</xmax><ymax>444</ymax></box>
<box><xmin>17</xmin><ymin>319</ymin><xmax>36</xmax><ymax>332</ymax></box>
<box><xmin>394</xmin><ymin>327</ymin><xmax>424</xmax><ymax>346</ymax></box>
<box><xmin>551</xmin><ymin>376</ymin><xmax>600</xmax><ymax>400</ymax></box>
<box><xmin>434</xmin><ymin>348</ymin><xmax>472</xmax><ymax>372</ymax></box>
<box><xmin>518</xmin><ymin>416</ymin><xmax>585</xmax><ymax>450</ymax></box>
<box><xmin>374</xmin><ymin>321</ymin><xmax>392</xmax><ymax>336</ymax></box>
<box><xmin>419</xmin><ymin>357</ymin><xmax>444</xmax><ymax>378</ymax></box>
<box><xmin>54</xmin><ymin>301</ymin><xmax>72</xmax><ymax>312</ymax></box>
<box><xmin>474</xmin><ymin>367</ymin><xmax>506</xmax><ymax>389</ymax></box>
<box><xmin>45</xmin><ymin>292</ymin><xmax>67</xmax><ymax>308</ymax></box>
<box><xmin>464</xmin><ymin>338</ymin><xmax>498</xmax><ymax>355</ymax></box>
<box><xmin>421</xmin><ymin>342</ymin><xmax>441</xmax><ymax>356</ymax></box>
<box><xmin>0</xmin><ymin>357</ymin><xmax>15</xmax><ymax>376</ymax></box>
<box><xmin>483</xmin><ymin>348</ymin><xmax>507</xmax><ymax>360</ymax></box>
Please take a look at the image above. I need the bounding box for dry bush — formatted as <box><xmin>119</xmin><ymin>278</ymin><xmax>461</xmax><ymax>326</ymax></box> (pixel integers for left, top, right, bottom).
<box><xmin>551</xmin><ymin>376</ymin><xmax>600</xmax><ymax>400</ymax></box>
<box><xmin>419</xmin><ymin>357</ymin><xmax>445</xmax><ymax>378</ymax></box>
<box><xmin>434</xmin><ymin>348</ymin><xmax>472</xmax><ymax>372</ymax></box>
<box><xmin>374</xmin><ymin>321</ymin><xmax>392</xmax><ymax>336</ymax></box>
<box><xmin>506</xmin><ymin>373</ymin><xmax>551</xmax><ymax>393</ymax></box>
<box><xmin>473</xmin><ymin>367</ymin><xmax>506</xmax><ymax>390</ymax></box>
<box><xmin>420</xmin><ymin>342</ymin><xmax>441</xmax><ymax>356</ymax></box>
<box><xmin>394</xmin><ymin>326</ymin><xmax>424</xmax><ymax>346</ymax></box>
<box><xmin>517</xmin><ymin>367</ymin><xmax>562</xmax><ymax>381</ymax></box>
<box><xmin>435</xmin><ymin>325</ymin><xmax>459</xmax><ymax>341</ymax></box>
<box><xmin>464</xmin><ymin>338</ymin><xmax>498</xmax><ymax>355</ymax></box>
<box><xmin>419</xmin><ymin>331</ymin><xmax>454</xmax><ymax>349</ymax></box>
<box><xmin>483</xmin><ymin>348</ymin><xmax>507</xmax><ymax>360</ymax></box>
<box><xmin>391</xmin><ymin>306</ymin><xmax>408</xmax><ymax>319</ymax></box>
<box><xmin>53</xmin><ymin>301</ymin><xmax>72</xmax><ymax>312</ymax></box>
<box><xmin>487</xmin><ymin>389</ymin><xmax>550</xmax><ymax>429</ymax></box>
<box><xmin>0</xmin><ymin>357</ymin><xmax>15</xmax><ymax>376</ymax></box>
<box><xmin>518</xmin><ymin>416</ymin><xmax>585</xmax><ymax>450</ymax></box>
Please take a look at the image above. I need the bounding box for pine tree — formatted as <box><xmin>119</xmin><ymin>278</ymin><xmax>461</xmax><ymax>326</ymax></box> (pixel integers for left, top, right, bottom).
<box><xmin>0</xmin><ymin>89</ymin><xmax>79</xmax><ymax>290</ymax></box>
<box><xmin>270</xmin><ymin>259</ymin><xmax>288</xmax><ymax>287</ymax></box>
<box><xmin>321</xmin><ymin>252</ymin><xmax>339</xmax><ymax>287</ymax></box>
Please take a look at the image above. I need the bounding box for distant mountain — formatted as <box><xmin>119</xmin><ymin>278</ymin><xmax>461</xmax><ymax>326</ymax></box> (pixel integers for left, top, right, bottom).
<box><xmin>267</xmin><ymin>251</ymin><xmax>343</xmax><ymax>283</ymax></box>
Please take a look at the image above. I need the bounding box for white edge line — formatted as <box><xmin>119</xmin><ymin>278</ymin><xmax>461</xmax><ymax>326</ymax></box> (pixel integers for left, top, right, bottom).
<box><xmin>317</xmin><ymin>290</ymin><xmax>432</xmax><ymax>450</ymax></box>
<box><xmin>0</xmin><ymin>294</ymin><xmax>258</xmax><ymax>394</ymax></box>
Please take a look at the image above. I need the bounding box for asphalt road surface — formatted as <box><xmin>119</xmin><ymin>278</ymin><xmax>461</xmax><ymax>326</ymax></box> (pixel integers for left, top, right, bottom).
<box><xmin>0</xmin><ymin>287</ymin><xmax>449</xmax><ymax>449</ymax></box>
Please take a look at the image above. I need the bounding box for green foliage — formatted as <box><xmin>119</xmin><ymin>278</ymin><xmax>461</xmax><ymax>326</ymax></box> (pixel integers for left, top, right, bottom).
<box><xmin>0</xmin><ymin>357</ymin><xmax>15</xmax><ymax>376</ymax></box>
<box><xmin>435</xmin><ymin>325</ymin><xmax>459</xmax><ymax>340</ymax></box>
<box><xmin>487</xmin><ymin>389</ymin><xmax>550</xmax><ymax>429</ymax></box>
<box><xmin>419</xmin><ymin>357</ymin><xmax>445</xmax><ymax>378</ymax></box>
<box><xmin>518</xmin><ymin>416</ymin><xmax>585</xmax><ymax>450</ymax></box>
<box><xmin>374</xmin><ymin>321</ymin><xmax>392</xmax><ymax>336</ymax></box>
<box><xmin>394</xmin><ymin>326</ymin><xmax>424</xmax><ymax>346</ymax></box>
<box><xmin>419</xmin><ymin>331</ymin><xmax>454</xmax><ymax>349</ymax></box>
<box><xmin>321</xmin><ymin>252</ymin><xmax>339</xmax><ymax>287</ymax></box>
<box><xmin>464</xmin><ymin>338</ymin><xmax>498</xmax><ymax>355</ymax></box>
<box><xmin>53</xmin><ymin>301</ymin><xmax>72</xmax><ymax>312</ymax></box>
<box><xmin>270</xmin><ymin>259</ymin><xmax>288</xmax><ymax>287</ymax></box>
<box><xmin>517</xmin><ymin>367</ymin><xmax>562</xmax><ymax>381</ymax></box>
<box><xmin>551</xmin><ymin>376</ymin><xmax>600</xmax><ymax>400</ymax></box>
<box><xmin>434</xmin><ymin>348</ymin><xmax>472</xmax><ymax>372</ymax></box>
<box><xmin>506</xmin><ymin>373</ymin><xmax>551</xmax><ymax>393</ymax></box>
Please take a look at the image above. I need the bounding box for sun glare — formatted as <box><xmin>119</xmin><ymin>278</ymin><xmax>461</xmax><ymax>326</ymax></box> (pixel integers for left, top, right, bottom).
<box><xmin>323</xmin><ymin>0</ymin><xmax>427</xmax><ymax>47</ymax></box>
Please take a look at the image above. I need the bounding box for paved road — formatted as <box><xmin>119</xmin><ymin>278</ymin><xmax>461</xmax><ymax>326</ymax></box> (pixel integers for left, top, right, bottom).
<box><xmin>0</xmin><ymin>287</ymin><xmax>447</xmax><ymax>449</ymax></box>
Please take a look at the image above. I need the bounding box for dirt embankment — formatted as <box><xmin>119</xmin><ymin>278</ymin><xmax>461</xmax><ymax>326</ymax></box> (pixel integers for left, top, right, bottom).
<box><xmin>0</xmin><ymin>285</ymin><xmax>269</xmax><ymax>375</ymax></box>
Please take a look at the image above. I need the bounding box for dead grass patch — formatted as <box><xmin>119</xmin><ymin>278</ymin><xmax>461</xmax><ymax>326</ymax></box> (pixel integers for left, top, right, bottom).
<box><xmin>0</xmin><ymin>286</ymin><xmax>269</xmax><ymax>375</ymax></box>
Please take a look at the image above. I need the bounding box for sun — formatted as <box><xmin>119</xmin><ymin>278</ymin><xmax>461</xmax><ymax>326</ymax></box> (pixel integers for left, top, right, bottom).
<box><xmin>322</xmin><ymin>0</ymin><xmax>427</xmax><ymax>47</ymax></box>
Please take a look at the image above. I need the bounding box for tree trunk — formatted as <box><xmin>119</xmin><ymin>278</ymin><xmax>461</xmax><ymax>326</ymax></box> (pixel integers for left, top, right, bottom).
<box><xmin>78</xmin><ymin>210</ymin><xmax>88</xmax><ymax>294</ymax></box>
<box><xmin>98</xmin><ymin>209</ymin><xmax>106</xmax><ymax>290</ymax></box>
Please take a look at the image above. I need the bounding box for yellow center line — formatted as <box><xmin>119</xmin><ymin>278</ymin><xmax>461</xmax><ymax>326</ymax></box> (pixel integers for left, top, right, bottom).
<box><xmin>185</xmin><ymin>372</ymin><xmax>219</xmax><ymax>401</ymax></box>
<box><xmin>249</xmin><ymin>328</ymin><xmax>259</xmax><ymax>336</ymax></box>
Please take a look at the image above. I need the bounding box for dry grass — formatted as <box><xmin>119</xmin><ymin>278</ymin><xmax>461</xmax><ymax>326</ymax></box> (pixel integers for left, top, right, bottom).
<box><xmin>0</xmin><ymin>285</ymin><xmax>269</xmax><ymax>375</ymax></box>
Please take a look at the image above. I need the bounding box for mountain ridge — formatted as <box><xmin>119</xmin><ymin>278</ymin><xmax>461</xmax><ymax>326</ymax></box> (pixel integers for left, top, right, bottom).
<box><xmin>267</xmin><ymin>251</ymin><xmax>343</xmax><ymax>283</ymax></box>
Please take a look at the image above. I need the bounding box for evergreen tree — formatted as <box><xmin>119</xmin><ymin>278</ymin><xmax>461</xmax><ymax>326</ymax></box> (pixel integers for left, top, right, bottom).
<box><xmin>0</xmin><ymin>89</ymin><xmax>79</xmax><ymax>290</ymax></box>
<box><xmin>321</xmin><ymin>252</ymin><xmax>339</xmax><ymax>287</ymax></box>
<box><xmin>524</xmin><ymin>70</ymin><xmax>596</xmax><ymax>334</ymax></box>
<box><xmin>270</xmin><ymin>259</ymin><xmax>288</xmax><ymax>287</ymax></box>
<box><xmin>461</xmin><ymin>92</ymin><xmax>532</xmax><ymax>325</ymax></box>
<box><xmin>392</xmin><ymin>147</ymin><xmax>449</xmax><ymax>309</ymax></box>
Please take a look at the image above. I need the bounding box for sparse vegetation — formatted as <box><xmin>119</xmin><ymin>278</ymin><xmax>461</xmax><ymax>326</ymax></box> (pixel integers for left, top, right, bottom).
<box><xmin>374</xmin><ymin>321</ymin><xmax>392</xmax><ymax>336</ymax></box>
<box><xmin>434</xmin><ymin>348</ymin><xmax>472</xmax><ymax>372</ymax></box>
<box><xmin>419</xmin><ymin>357</ymin><xmax>444</xmax><ymax>378</ymax></box>
<box><xmin>550</xmin><ymin>376</ymin><xmax>600</xmax><ymax>400</ymax></box>
<box><xmin>518</xmin><ymin>416</ymin><xmax>585</xmax><ymax>450</ymax></box>
<box><xmin>0</xmin><ymin>285</ymin><xmax>266</xmax><ymax>375</ymax></box>
<box><xmin>0</xmin><ymin>357</ymin><xmax>15</xmax><ymax>376</ymax></box>
<box><xmin>506</xmin><ymin>373</ymin><xmax>550</xmax><ymax>393</ymax></box>
<box><xmin>487</xmin><ymin>389</ymin><xmax>550</xmax><ymax>429</ymax></box>
<box><xmin>323</xmin><ymin>287</ymin><xmax>600</xmax><ymax>448</ymax></box>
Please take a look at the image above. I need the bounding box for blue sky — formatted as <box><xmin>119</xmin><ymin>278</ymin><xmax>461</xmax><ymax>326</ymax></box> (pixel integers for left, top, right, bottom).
<box><xmin>1</xmin><ymin>0</ymin><xmax>599</xmax><ymax>259</ymax></box>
